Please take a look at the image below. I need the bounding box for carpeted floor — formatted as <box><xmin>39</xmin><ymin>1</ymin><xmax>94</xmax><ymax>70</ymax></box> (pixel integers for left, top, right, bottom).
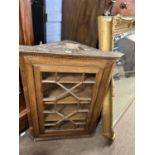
<box><xmin>19</xmin><ymin>103</ymin><xmax>134</xmax><ymax>155</ymax></box>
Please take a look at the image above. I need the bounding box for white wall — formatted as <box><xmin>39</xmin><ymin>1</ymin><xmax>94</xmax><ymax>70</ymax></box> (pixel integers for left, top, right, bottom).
<box><xmin>45</xmin><ymin>0</ymin><xmax>62</xmax><ymax>43</ymax></box>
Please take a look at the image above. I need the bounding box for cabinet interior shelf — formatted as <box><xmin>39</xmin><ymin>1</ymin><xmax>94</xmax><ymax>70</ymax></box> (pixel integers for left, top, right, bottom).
<box><xmin>41</xmin><ymin>72</ymin><xmax>93</xmax><ymax>130</ymax></box>
<box><xmin>42</xmin><ymin>84</ymin><xmax>93</xmax><ymax>103</ymax></box>
<box><xmin>42</xmin><ymin>73</ymin><xmax>96</xmax><ymax>84</ymax></box>
<box><xmin>44</xmin><ymin>100</ymin><xmax>91</xmax><ymax>105</ymax></box>
<box><xmin>44</xmin><ymin>121</ymin><xmax>86</xmax><ymax>127</ymax></box>
<box><xmin>44</xmin><ymin>113</ymin><xmax>88</xmax><ymax>122</ymax></box>
<box><xmin>43</xmin><ymin>104</ymin><xmax>89</xmax><ymax>122</ymax></box>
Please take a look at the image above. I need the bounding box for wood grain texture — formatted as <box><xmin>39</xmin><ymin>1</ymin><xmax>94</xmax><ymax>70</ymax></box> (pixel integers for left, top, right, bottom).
<box><xmin>19</xmin><ymin>41</ymin><xmax>121</xmax><ymax>141</ymax></box>
<box><xmin>98</xmin><ymin>16</ymin><xmax>114</xmax><ymax>140</ymax></box>
<box><xmin>19</xmin><ymin>0</ymin><xmax>34</xmax><ymax>45</ymax></box>
<box><xmin>98</xmin><ymin>16</ymin><xmax>113</xmax><ymax>51</ymax></box>
<box><xmin>19</xmin><ymin>91</ymin><xmax>29</xmax><ymax>132</ymax></box>
<box><xmin>19</xmin><ymin>0</ymin><xmax>34</xmax><ymax>132</ymax></box>
<box><xmin>19</xmin><ymin>16</ymin><xmax>24</xmax><ymax>45</ymax></box>
<box><xmin>19</xmin><ymin>41</ymin><xmax>122</xmax><ymax>59</ymax></box>
<box><xmin>62</xmin><ymin>0</ymin><xmax>105</xmax><ymax>47</ymax></box>
<box><xmin>20</xmin><ymin>57</ymin><xmax>34</xmax><ymax>135</ymax></box>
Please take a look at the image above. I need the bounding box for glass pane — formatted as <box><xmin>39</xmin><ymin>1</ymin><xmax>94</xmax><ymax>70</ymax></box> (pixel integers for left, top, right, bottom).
<box><xmin>113</xmin><ymin>32</ymin><xmax>135</xmax><ymax>124</ymax></box>
<box><xmin>42</xmin><ymin>72</ymin><xmax>96</xmax><ymax>83</ymax></box>
<box><xmin>41</xmin><ymin>71</ymin><xmax>96</xmax><ymax>131</ymax></box>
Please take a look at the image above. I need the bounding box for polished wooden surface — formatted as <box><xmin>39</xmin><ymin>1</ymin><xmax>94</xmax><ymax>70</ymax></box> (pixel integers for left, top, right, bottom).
<box><xmin>19</xmin><ymin>82</ymin><xmax>29</xmax><ymax>132</ymax></box>
<box><xmin>19</xmin><ymin>41</ymin><xmax>120</xmax><ymax>141</ymax></box>
<box><xmin>98</xmin><ymin>16</ymin><xmax>113</xmax><ymax>51</ymax></box>
<box><xmin>19</xmin><ymin>0</ymin><xmax>34</xmax><ymax>132</ymax></box>
<box><xmin>98</xmin><ymin>16</ymin><xmax>114</xmax><ymax>140</ymax></box>
<box><xmin>19</xmin><ymin>71</ymin><xmax>29</xmax><ymax>133</ymax></box>
<box><xmin>19</xmin><ymin>0</ymin><xmax>34</xmax><ymax>45</ymax></box>
<box><xmin>62</xmin><ymin>0</ymin><xmax>105</xmax><ymax>47</ymax></box>
<box><xmin>98</xmin><ymin>15</ymin><xmax>134</xmax><ymax>140</ymax></box>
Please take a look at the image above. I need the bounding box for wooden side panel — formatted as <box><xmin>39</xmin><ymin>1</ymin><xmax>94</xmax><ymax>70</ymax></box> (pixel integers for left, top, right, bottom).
<box><xmin>19</xmin><ymin>0</ymin><xmax>34</xmax><ymax>45</ymax></box>
<box><xmin>62</xmin><ymin>0</ymin><xmax>105</xmax><ymax>47</ymax></box>
<box><xmin>19</xmin><ymin>72</ymin><xmax>29</xmax><ymax>133</ymax></box>
<box><xmin>24</xmin><ymin>59</ymin><xmax>40</xmax><ymax>137</ymax></box>
<box><xmin>19</xmin><ymin>0</ymin><xmax>34</xmax><ymax>132</ymax></box>
<box><xmin>20</xmin><ymin>58</ymin><xmax>33</xmax><ymax>134</ymax></box>
<box><xmin>19</xmin><ymin>16</ymin><xmax>24</xmax><ymax>45</ymax></box>
<box><xmin>19</xmin><ymin>91</ymin><xmax>28</xmax><ymax>132</ymax></box>
<box><xmin>33</xmin><ymin>66</ymin><xmax>45</xmax><ymax>134</ymax></box>
<box><xmin>89</xmin><ymin>61</ymin><xmax>115</xmax><ymax>133</ymax></box>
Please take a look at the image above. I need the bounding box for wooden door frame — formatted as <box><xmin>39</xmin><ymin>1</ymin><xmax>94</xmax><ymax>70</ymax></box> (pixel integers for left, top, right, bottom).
<box><xmin>33</xmin><ymin>64</ymin><xmax>103</xmax><ymax>137</ymax></box>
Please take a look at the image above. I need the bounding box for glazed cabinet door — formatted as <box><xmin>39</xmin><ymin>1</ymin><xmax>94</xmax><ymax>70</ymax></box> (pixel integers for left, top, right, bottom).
<box><xmin>33</xmin><ymin>64</ymin><xmax>103</xmax><ymax>138</ymax></box>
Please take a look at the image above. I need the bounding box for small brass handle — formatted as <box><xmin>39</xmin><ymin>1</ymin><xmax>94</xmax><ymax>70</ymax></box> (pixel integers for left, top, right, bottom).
<box><xmin>120</xmin><ymin>2</ymin><xmax>127</xmax><ymax>9</ymax></box>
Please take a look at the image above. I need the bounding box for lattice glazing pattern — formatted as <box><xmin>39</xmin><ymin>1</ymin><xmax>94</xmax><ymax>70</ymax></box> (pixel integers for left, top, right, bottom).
<box><xmin>41</xmin><ymin>72</ymin><xmax>96</xmax><ymax>131</ymax></box>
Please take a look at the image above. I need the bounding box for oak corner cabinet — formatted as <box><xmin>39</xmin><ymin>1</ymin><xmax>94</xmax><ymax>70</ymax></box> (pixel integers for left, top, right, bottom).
<box><xmin>19</xmin><ymin>41</ymin><xmax>121</xmax><ymax>141</ymax></box>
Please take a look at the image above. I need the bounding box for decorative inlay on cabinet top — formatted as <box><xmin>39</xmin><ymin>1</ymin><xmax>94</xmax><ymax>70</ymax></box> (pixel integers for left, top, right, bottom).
<box><xmin>20</xmin><ymin>40</ymin><xmax>122</xmax><ymax>59</ymax></box>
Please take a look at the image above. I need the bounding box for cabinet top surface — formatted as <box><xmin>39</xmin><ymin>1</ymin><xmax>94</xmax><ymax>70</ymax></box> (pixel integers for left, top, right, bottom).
<box><xmin>19</xmin><ymin>40</ymin><xmax>122</xmax><ymax>59</ymax></box>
